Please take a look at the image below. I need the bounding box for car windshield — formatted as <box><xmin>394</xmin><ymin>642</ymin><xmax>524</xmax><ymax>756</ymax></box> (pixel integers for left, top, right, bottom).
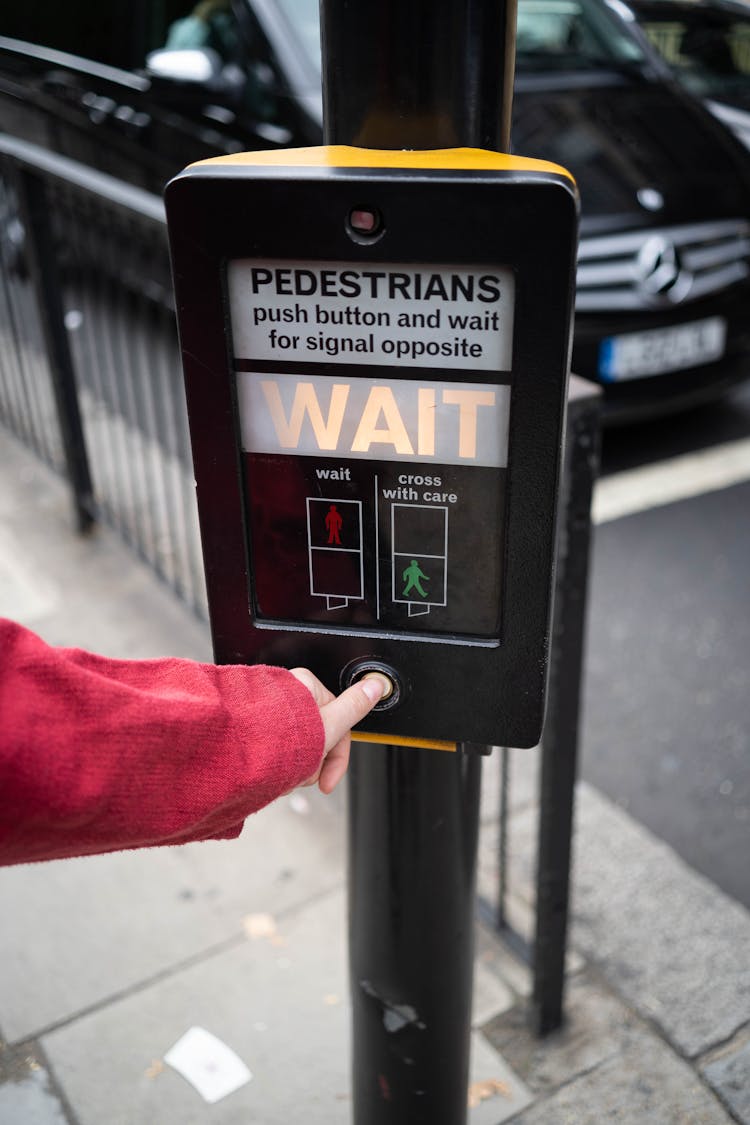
<box><xmin>276</xmin><ymin>0</ymin><xmax>323</xmax><ymax>72</ymax></box>
<box><xmin>274</xmin><ymin>0</ymin><xmax>646</xmax><ymax>76</ymax></box>
<box><xmin>516</xmin><ymin>0</ymin><xmax>646</xmax><ymax>70</ymax></box>
<box><xmin>638</xmin><ymin>7</ymin><xmax>750</xmax><ymax>97</ymax></box>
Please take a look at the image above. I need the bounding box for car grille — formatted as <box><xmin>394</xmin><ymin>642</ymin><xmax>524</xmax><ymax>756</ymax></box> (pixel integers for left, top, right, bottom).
<box><xmin>576</xmin><ymin>219</ymin><xmax>750</xmax><ymax>312</ymax></box>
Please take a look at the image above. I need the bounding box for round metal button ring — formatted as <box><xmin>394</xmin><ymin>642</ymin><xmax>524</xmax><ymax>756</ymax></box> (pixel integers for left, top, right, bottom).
<box><xmin>341</xmin><ymin>659</ymin><xmax>404</xmax><ymax>711</ymax></box>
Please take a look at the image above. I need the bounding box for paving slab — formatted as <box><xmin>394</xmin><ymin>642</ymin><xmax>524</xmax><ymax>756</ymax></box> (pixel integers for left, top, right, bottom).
<box><xmin>482</xmin><ymin>972</ymin><xmax>628</xmax><ymax>1093</ymax></box>
<box><xmin>0</xmin><ymin>431</ymin><xmax>209</xmax><ymax>661</ymax></box>
<box><xmin>571</xmin><ymin>783</ymin><xmax>750</xmax><ymax>1058</ymax></box>
<box><xmin>701</xmin><ymin>1029</ymin><xmax>750</xmax><ymax>1124</ymax></box>
<box><xmin>0</xmin><ymin>1043</ymin><xmax>69</xmax><ymax>1125</ymax></box>
<box><xmin>0</xmin><ymin>787</ymin><xmax>346</xmax><ymax>1043</ymax></box>
<box><xmin>468</xmin><ymin>1034</ymin><xmax>532</xmax><ymax>1125</ymax></box>
<box><xmin>474</xmin><ymin>922</ymin><xmax>533</xmax><ymax>1001</ymax></box>
<box><xmin>513</xmin><ymin>1033</ymin><xmax>733</xmax><ymax>1125</ymax></box>
<box><xmin>41</xmin><ymin>887</ymin><xmax>351</xmax><ymax>1125</ymax></box>
<box><xmin>0</xmin><ymin>1067</ymin><xmax>69</xmax><ymax>1125</ymax></box>
<box><xmin>471</xmin><ymin>961</ymin><xmax>514</xmax><ymax>1028</ymax></box>
<box><xmin>0</xmin><ymin>523</ymin><xmax>60</xmax><ymax>624</ymax></box>
<box><xmin>479</xmin><ymin>748</ymin><xmax>540</xmax><ymax>823</ymax></box>
<box><xmin>476</xmin><ymin>809</ymin><xmax>535</xmax><ymax>913</ymax></box>
<box><xmin>41</xmin><ymin>887</ymin><xmax>530</xmax><ymax>1125</ymax></box>
<box><xmin>475</xmin><ymin>825</ymin><xmax>584</xmax><ymax>981</ymax></box>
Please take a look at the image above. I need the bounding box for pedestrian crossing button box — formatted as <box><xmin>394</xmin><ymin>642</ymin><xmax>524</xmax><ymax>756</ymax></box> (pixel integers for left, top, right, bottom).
<box><xmin>165</xmin><ymin>146</ymin><xmax>578</xmax><ymax>748</ymax></box>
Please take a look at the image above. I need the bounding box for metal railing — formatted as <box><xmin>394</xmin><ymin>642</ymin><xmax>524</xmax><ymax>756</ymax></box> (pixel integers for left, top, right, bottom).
<box><xmin>0</xmin><ymin>132</ymin><xmax>600</xmax><ymax>1035</ymax></box>
<box><xmin>0</xmin><ymin>135</ymin><xmax>207</xmax><ymax>615</ymax></box>
<box><xmin>0</xmin><ymin>171</ymin><xmax>66</xmax><ymax>476</ymax></box>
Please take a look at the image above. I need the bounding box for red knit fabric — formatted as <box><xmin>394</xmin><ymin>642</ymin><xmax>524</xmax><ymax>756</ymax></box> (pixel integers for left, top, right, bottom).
<box><xmin>0</xmin><ymin>619</ymin><xmax>325</xmax><ymax>866</ymax></box>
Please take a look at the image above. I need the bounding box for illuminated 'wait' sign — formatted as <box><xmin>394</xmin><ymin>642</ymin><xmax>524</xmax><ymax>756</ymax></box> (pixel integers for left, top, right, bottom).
<box><xmin>236</xmin><ymin>372</ymin><xmax>510</xmax><ymax>467</ymax></box>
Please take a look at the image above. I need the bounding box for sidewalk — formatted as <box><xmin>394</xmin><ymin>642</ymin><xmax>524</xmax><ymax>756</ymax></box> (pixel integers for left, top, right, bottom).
<box><xmin>1</xmin><ymin>430</ymin><xmax>748</xmax><ymax>1125</ymax></box>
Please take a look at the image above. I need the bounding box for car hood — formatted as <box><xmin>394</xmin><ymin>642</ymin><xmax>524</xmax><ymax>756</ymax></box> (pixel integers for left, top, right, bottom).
<box><xmin>512</xmin><ymin>71</ymin><xmax>750</xmax><ymax>233</ymax></box>
<box><xmin>707</xmin><ymin>88</ymin><xmax>750</xmax><ymax>114</ymax></box>
<box><xmin>707</xmin><ymin>99</ymin><xmax>750</xmax><ymax>150</ymax></box>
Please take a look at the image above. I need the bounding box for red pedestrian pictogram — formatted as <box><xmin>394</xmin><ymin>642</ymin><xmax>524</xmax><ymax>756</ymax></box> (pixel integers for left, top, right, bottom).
<box><xmin>325</xmin><ymin>503</ymin><xmax>343</xmax><ymax>545</ymax></box>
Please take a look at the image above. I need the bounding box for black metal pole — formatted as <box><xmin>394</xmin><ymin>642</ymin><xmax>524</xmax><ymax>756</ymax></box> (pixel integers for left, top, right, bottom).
<box><xmin>321</xmin><ymin>0</ymin><xmax>517</xmax><ymax>152</ymax></box>
<box><xmin>348</xmin><ymin>747</ymin><xmax>481</xmax><ymax>1124</ymax></box>
<box><xmin>319</xmin><ymin>1</ymin><xmax>517</xmax><ymax>1119</ymax></box>
<box><xmin>530</xmin><ymin>377</ymin><xmax>601</xmax><ymax>1034</ymax></box>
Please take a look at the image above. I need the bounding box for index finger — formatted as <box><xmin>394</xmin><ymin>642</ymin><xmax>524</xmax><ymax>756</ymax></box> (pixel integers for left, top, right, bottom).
<box><xmin>319</xmin><ymin>675</ymin><xmax>385</xmax><ymax>752</ymax></box>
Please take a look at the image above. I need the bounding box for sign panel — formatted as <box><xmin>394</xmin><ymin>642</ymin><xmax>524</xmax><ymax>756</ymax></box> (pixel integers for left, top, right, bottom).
<box><xmin>228</xmin><ymin>259</ymin><xmax>515</xmax><ymax>371</ymax></box>
<box><xmin>231</xmin><ymin>260</ymin><xmax>513</xmax><ymax>642</ymax></box>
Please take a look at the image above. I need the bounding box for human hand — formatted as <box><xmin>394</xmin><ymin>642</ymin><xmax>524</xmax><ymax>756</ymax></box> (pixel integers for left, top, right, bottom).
<box><xmin>289</xmin><ymin>669</ymin><xmax>388</xmax><ymax>794</ymax></box>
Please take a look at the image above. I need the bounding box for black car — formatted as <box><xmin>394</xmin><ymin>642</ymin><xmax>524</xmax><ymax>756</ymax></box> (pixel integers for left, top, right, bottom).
<box><xmin>512</xmin><ymin>0</ymin><xmax>750</xmax><ymax>420</ymax></box>
<box><xmin>0</xmin><ymin>1</ymin><xmax>322</xmax><ymax>193</ymax></box>
<box><xmin>2</xmin><ymin>0</ymin><xmax>750</xmax><ymax>421</ymax></box>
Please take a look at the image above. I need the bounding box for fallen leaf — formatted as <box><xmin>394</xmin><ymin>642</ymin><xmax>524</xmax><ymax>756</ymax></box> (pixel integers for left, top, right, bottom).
<box><xmin>467</xmin><ymin>1078</ymin><xmax>511</xmax><ymax>1108</ymax></box>
<box><xmin>242</xmin><ymin>913</ymin><xmax>277</xmax><ymax>940</ymax></box>
<box><xmin>145</xmin><ymin>1059</ymin><xmax>164</xmax><ymax>1080</ymax></box>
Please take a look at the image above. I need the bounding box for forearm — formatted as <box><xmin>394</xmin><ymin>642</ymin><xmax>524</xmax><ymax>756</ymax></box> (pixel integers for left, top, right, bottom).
<box><xmin>0</xmin><ymin>619</ymin><xmax>324</xmax><ymax>865</ymax></box>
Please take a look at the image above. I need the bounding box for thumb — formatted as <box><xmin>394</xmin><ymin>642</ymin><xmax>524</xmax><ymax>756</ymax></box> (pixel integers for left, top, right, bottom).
<box><xmin>320</xmin><ymin>675</ymin><xmax>386</xmax><ymax>751</ymax></box>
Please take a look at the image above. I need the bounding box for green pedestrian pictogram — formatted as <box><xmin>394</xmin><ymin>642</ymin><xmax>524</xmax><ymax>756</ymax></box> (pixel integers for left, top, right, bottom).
<box><xmin>402</xmin><ymin>559</ymin><xmax>430</xmax><ymax>599</ymax></box>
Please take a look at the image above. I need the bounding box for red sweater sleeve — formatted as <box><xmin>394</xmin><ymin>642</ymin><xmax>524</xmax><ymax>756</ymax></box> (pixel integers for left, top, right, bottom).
<box><xmin>0</xmin><ymin>619</ymin><xmax>325</xmax><ymax>866</ymax></box>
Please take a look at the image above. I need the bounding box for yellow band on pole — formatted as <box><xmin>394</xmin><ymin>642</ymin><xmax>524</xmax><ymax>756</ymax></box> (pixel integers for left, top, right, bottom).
<box><xmin>352</xmin><ymin>731</ymin><xmax>457</xmax><ymax>752</ymax></box>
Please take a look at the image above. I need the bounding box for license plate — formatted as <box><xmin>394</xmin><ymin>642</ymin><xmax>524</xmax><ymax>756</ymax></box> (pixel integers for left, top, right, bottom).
<box><xmin>599</xmin><ymin>317</ymin><xmax>727</xmax><ymax>381</ymax></box>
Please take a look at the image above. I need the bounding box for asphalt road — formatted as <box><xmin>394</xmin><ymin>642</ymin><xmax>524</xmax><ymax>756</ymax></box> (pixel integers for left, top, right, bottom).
<box><xmin>580</xmin><ymin>382</ymin><xmax>750</xmax><ymax>909</ymax></box>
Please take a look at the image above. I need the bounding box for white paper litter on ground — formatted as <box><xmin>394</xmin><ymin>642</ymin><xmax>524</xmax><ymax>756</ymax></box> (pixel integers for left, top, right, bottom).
<box><xmin>164</xmin><ymin>1026</ymin><xmax>252</xmax><ymax>1103</ymax></box>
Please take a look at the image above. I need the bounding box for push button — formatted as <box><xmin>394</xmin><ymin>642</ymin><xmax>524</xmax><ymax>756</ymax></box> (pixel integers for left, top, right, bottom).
<box><xmin>342</xmin><ymin>659</ymin><xmax>404</xmax><ymax>711</ymax></box>
<box><xmin>361</xmin><ymin>671</ymin><xmax>395</xmax><ymax>701</ymax></box>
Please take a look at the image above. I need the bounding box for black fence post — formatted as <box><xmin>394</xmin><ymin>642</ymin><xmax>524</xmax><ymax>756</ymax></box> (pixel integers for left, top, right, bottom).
<box><xmin>319</xmin><ymin>1</ymin><xmax>517</xmax><ymax>1121</ymax></box>
<box><xmin>16</xmin><ymin>166</ymin><xmax>95</xmax><ymax>532</ymax></box>
<box><xmin>530</xmin><ymin>376</ymin><xmax>602</xmax><ymax>1034</ymax></box>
